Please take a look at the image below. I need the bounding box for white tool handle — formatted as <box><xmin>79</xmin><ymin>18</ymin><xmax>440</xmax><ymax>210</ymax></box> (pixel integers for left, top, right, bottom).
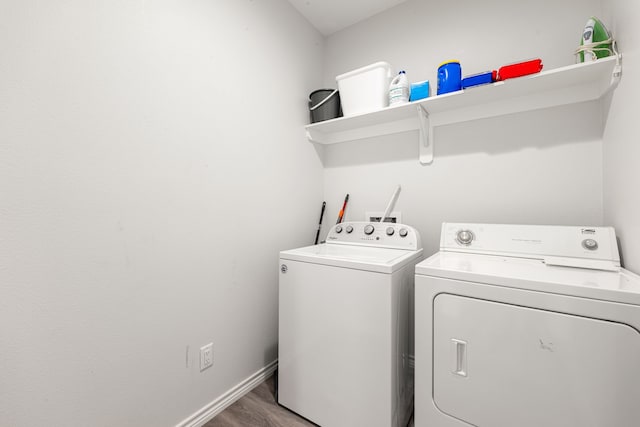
<box><xmin>380</xmin><ymin>185</ymin><xmax>401</xmax><ymax>223</ymax></box>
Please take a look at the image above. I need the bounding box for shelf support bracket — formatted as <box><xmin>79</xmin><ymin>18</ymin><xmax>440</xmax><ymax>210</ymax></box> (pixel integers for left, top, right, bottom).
<box><xmin>417</xmin><ymin>105</ymin><xmax>433</xmax><ymax>165</ymax></box>
<box><xmin>609</xmin><ymin>52</ymin><xmax>623</xmax><ymax>91</ymax></box>
<box><xmin>306</xmin><ymin>129</ymin><xmax>320</xmax><ymax>144</ymax></box>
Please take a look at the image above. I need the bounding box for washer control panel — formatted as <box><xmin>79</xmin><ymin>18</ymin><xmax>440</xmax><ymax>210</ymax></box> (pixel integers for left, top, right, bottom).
<box><xmin>327</xmin><ymin>222</ymin><xmax>421</xmax><ymax>250</ymax></box>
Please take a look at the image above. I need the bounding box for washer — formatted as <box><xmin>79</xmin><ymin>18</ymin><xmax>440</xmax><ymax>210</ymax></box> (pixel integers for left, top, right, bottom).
<box><xmin>278</xmin><ymin>221</ymin><xmax>423</xmax><ymax>427</ymax></box>
<box><xmin>415</xmin><ymin>223</ymin><xmax>640</xmax><ymax>427</ymax></box>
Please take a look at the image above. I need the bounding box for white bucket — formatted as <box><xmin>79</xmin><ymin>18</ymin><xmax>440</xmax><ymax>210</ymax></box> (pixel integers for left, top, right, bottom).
<box><xmin>336</xmin><ymin>62</ymin><xmax>392</xmax><ymax>116</ymax></box>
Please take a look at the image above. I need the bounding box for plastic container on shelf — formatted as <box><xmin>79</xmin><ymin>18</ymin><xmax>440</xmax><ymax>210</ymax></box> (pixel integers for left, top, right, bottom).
<box><xmin>437</xmin><ymin>60</ymin><xmax>462</xmax><ymax>95</ymax></box>
<box><xmin>336</xmin><ymin>62</ymin><xmax>393</xmax><ymax>116</ymax></box>
<box><xmin>497</xmin><ymin>59</ymin><xmax>543</xmax><ymax>80</ymax></box>
<box><xmin>308</xmin><ymin>89</ymin><xmax>342</xmax><ymax>123</ymax></box>
<box><xmin>461</xmin><ymin>71</ymin><xmax>495</xmax><ymax>89</ymax></box>
<box><xmin>410</xmin><ymin>80</ymin><xmax>430</xmax><ymax>101</ymax></box>
<box><xmin>389</xmin><ymin>71</ymin><xmax>411</xmax><ymax>106</ymax></box>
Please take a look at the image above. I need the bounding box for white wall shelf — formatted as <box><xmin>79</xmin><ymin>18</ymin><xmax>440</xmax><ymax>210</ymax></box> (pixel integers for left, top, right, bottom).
<box><xmin>305</xmin><ymin>56</ymin><xmax>621</xmax><ymax>165</ymax></box>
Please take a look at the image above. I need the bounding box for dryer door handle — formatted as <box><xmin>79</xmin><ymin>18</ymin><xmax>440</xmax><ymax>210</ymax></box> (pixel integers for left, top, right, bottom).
<box><xmin>451</xmin><ymin>339</ymin><xmax>468</xmax><ymax>377</ymax></box>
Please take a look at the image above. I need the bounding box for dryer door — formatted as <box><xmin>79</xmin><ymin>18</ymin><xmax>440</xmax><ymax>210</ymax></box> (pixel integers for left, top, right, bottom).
<box><xmin>433</xmin><ymin>294</ymin><xmax>640</xmax><ymax>427</ymax></box>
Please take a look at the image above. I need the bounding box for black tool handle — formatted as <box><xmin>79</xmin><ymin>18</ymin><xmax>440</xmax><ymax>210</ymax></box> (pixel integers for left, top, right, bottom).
<box><xmin>314</xmin><ymin>201</ymin><xmax>326</xmax><ymax>245</ymax></box>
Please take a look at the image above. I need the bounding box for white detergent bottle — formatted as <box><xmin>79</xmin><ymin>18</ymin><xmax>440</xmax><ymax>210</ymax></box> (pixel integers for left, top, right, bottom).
<box><xmin>389</xmin><ymin>70</ymin><xmax>410</xmax><ymax>106</ymax></box>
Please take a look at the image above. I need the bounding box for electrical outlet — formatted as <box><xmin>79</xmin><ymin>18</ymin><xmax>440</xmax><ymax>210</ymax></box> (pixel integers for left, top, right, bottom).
<box><xmin>200</xmin><ymin>343</ymin><xmax>213</xmax><ymax>371</ymax></box>
<box><xmin>366</xmin><ymin>211</ymin><xmax>402</xmax><ymax>223</ymax></box>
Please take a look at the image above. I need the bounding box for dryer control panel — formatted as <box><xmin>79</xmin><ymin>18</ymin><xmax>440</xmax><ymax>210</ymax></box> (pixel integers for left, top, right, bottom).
<box><xmin>440</xmin><ymin>223</ymin><xmax>620</xmax><ymax>271</ymax></box>
<box><xmin>326</xmin><ymin>222</ymin><xmax>421</xmax><ymax>251</ymax></box>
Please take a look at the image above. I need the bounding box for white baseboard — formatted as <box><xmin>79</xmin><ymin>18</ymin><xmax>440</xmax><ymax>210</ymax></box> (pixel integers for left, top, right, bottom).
<box><xmin>175</xmin><ymin>359</ymin><xmax>278</xmax><ymax>427</ymax></box>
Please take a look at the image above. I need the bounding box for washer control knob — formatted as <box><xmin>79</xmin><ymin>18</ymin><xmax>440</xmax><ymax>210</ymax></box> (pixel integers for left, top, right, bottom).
<box><xmin>456</xmin><ymin>230</ymin><xmax>474</xmax><ymax>245</ymax></box>
<box><xmin>399</xmin><ymin>228</ymin><xmax>408</xmax><ymax>238</ymax></box>
<box><xmin>345</xmin><ymin>225</ymin><xmax>354</xmax><ymax>234</ymax></box>
<box><xmin>386</xmin><ymin>227</ymin><xmax>395</xmax><ymax>236</ymax></box>
<box><xmin>335</xmin><ymin>225</ymin><xmax>343</xmax><ymax>234</ymax></box>
<box><xmin>364</xmin><ymin>225</ymin><xmax>375</xmax><ymax>235</ymax></box>
<box><xmin>582</xmin><ymin>238</ymin><xmax>598</xmax><ymax>251</ymax></box>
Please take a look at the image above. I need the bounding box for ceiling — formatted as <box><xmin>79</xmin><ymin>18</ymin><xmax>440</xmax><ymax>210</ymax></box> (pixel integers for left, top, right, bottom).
<box><xmin>287</xmin><ymin>0</ymin><xmax>409</xmax><ymax>36</ymax></box>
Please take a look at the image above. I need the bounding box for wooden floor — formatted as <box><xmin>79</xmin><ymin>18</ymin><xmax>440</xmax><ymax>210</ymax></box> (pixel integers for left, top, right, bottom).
<box><xmin>205</xmin><ymin>374</ymin><xmax>414</xmax><ymax>427</ymax></box>
<box><xmin>204</xmin><ymin>375</ymin><xmax>317</xmax><ymax>427</ymax></box>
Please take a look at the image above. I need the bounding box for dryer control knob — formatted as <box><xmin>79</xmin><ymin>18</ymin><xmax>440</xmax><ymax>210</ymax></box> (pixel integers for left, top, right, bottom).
<box><xmin>335</xmin><ymin>225</ymin><xmax>343</xmax><ymax>233</ymax></box>
<box><xmin>456</xmin><ymin>230</ymin><xmax>474</xmax><ymax>245</ymax></box>
<box><xmin>386</xmin><ymin>227</ymin><xmax>395</xmax><ymax>236</ymax></box>
<box><xmin>364</xmin><ymin>225</ymin><xmax>375</xmax><ymax>235</ymax></box>
<box><xmin>346</xmin><ymin>225</ymin><xmax>354</xmax><ymax>234</ymax></box>
<box><xmin>582</xmin><ymin>238</ymin><xmax>598</xmax><ymax>250</ymax></box>
<box><xmin>399</xmin><ymin>228</ymin><xmax>408</xmax><ymax>238</ymax></box>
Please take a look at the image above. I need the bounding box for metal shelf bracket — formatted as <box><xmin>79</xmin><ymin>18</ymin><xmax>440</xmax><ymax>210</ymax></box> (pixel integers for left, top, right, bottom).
<box><xmin>417</xmin><ymin>105</ymin><xmax>433</xmax><ymax>165</ymax></box>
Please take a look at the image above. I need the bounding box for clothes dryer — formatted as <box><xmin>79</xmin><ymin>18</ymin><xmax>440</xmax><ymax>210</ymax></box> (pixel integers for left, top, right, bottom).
<box><xmin>415</xmin><ymin>223</ymin><xmax>640</xmax><ymax>427</ymax></box>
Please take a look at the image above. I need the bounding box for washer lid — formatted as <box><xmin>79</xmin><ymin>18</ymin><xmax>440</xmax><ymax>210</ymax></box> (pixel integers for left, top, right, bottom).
<box><xmin>416</xmin><ymin>251</ymin><xmax>640</xmax><ymax>306</ymax></box>
<box><xmin>280</xmin><ymin>243</ymin><xmax>423</xmax><ymax>273</ymax></box>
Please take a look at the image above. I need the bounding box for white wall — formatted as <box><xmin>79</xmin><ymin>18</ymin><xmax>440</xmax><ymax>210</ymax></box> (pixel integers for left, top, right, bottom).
<box><xmin>321</xmin><ymin>0</ymin><xmax>605</xmax><ymax>257</ymax></box>
<box><xmin>0</xmin><ymin>1</ymin><xmax>323</xmax><ymax>426</ymax></box>
<box><xmin>602</xmin><ymin>1</ymin><xmax>640</xmax><ymax>273</ymax></box>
